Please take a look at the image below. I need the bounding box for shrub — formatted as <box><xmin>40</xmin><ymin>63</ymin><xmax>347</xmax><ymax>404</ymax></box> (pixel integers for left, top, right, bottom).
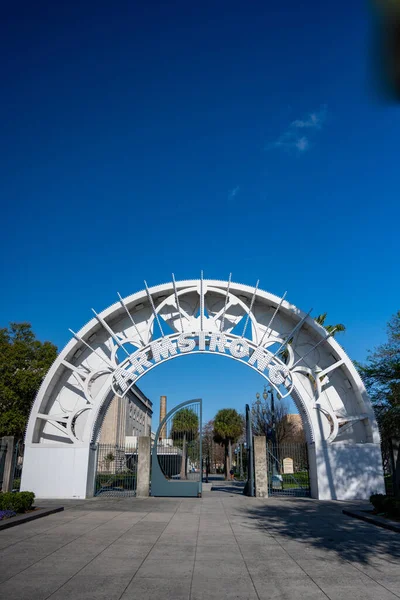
<box><xmin>0</xmin><ymin>491</ymin><xmax>35</xmax><ymax>513</ymax></box>
<box><xmin>370</xmin><ymin>493</ymin><xmax>387</xmax><ymax>513</ymax></box>
<box><xmin>370</xmin><ymin>494</ymin><xmax>400</xmax><ymax>519</ymax></box>
<box><xmin>383</xmin><ymin>497</ymin><xmax>400</xmax><ymax>519</ymax></box>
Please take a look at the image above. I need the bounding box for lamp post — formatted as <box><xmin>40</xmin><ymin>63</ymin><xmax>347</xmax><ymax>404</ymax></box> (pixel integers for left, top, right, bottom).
<box><xmin>270</xmin><ymin>386</ymin><xmax>276</xmax><ymax>447</ymax></box>
<box><xmin>255</xmin><ymin>392</ymin><xmax>261</xmax><ymax>434</ymax></box>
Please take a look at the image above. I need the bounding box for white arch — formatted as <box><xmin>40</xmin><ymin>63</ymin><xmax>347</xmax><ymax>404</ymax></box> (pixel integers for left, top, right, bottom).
<box><xmin>22</xmin><ymin>278</ymin><xmax>385</xmax><ymax>500</ymax></box>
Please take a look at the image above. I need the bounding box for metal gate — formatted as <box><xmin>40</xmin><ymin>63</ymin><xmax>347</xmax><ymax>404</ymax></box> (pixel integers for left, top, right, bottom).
<box><xmin>94</xmin><ymin>442</ymin><xmax>138</xmax><ymax>496</ymax></box>
<box><xmin>267</xmin><ymin>442</ymin><xmax>310</xmax><ymax>496</ymax></box>
<box><xmin>151</xmin><ymin>399</ymin><xmax>202</xmax><ymax>497</ymax></box>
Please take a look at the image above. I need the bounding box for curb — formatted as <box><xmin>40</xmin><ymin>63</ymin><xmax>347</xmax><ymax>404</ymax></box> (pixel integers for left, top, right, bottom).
<box><xmin>0</xmin><ymin>506</ymin><xmax>64</xmax><ymax>531</ymax></box>
<box><xmin>342</xmin><ymin>509</ymin><xmax>400</xmax><ymax>533</ymax></box>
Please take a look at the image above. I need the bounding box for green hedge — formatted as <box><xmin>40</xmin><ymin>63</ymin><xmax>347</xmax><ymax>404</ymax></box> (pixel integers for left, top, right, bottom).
<box><xmin>0</xmin><ymin>492</ymin><xmax>35</xmax><ymax>513</ymax></box>
<box><xmin>12</xmin><ymin>478</ymin><xmax>21</xmax><ymax>491</ymax></box>
<box><xmin>370</xmin><ymin>494</ymin><xmax>400</xmax><ymax>519</ymax></box>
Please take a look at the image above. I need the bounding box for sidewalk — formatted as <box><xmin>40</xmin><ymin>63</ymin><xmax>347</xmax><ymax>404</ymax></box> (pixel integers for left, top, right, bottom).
<box><xmin>0</xmin><ymin>488</ymin><xmax>399</xmax><ymax>600</ymax></box>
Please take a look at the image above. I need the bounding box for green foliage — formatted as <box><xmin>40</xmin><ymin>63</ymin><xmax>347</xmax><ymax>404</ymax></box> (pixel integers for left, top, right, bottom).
<box><xmin>0</xmin><ymin>323</ymin><xmax>57</xmax><ymax>439</ymax></box>
<box><xmin>0</xmin><ymin>491</ymin><xmax>35</xmax><ymax>513</ymax></box>
<box><xmin>0</xmin><ymin>410</ymin><xmax>27</xmax><ymax>438</ymax></box>
<box><xmin>370</xmin><ymin>494</ymin><xmax>400</xmax><ymax>519</ymax></box>
<box><xmin>213</xmin><ymin>409</ymin><xmax>243</xmax><ymax>445</ymax></box>
<box><xmin>370</xmin><ymin>493</ymin><xmax>387</xmax><ymax>512</ymax></box>
<box><xmin>171</xmin><ymin>408</ymin><xmax>199</xmax><ymax>441</ymax></box>
<box><xmin>314</xmin><ymin>313</ymin><xmax>346</xmax><ymax>336</ymax></box>
<box><xmin>357</xmin><ymin>310</ymin><xmax>400</xmax><ymax>439</ymax></box>
<box><xmin>358</xmin><ymin>311</ymin><xmax>400</xmax><ymax>497</ymax></box>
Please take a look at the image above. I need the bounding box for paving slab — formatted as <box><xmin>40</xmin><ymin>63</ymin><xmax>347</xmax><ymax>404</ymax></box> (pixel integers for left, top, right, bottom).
<box><xmin>0</xmin><ymin>492</ymin><xmax>399</xmax><ymax>600</ymax></box>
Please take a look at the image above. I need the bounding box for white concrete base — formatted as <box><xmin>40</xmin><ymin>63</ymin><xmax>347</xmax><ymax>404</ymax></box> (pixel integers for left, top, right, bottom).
<box><xmin>21</xmin><ymin>445</ymin><xmax>91</xmax><ymax>499</ymax></box>
<box><xmin>314</xmin><ymin>442</ymin><xmax>385</xmax><ymax>500</ymax></box>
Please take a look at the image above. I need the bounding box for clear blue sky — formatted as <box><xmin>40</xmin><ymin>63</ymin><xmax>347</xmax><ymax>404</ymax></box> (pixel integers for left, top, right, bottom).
<box><xmin>1</xmin><ymin>1</ymin><xmax>399</xmax><ymax>424</ymax></box>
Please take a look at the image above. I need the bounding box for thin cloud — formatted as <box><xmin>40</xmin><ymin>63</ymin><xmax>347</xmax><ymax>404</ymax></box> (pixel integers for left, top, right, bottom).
<box><xmin>229</xmin><ymin>186</ymin><xmax>240</xmax><ymax>198</ymax></box>
<box><xmin>269</xmin><ymin>106</ymin><xmax>327</xmax><ymax>154</ymax></box>
<box><xmin>295</xmin><ymin>136</ymin><xmax>309</xmax><ymax>152</ymax></box>
<box><xmin>291</xmin><ymin>107</ymin><xmax>327</xmax><ymax>129</ymax></box>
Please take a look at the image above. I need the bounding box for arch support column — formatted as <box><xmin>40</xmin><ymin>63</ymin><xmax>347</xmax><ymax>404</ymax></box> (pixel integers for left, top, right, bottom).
<box><xmin>21</xmin><ymin>445</ymin><xmax>91</xmax><ymax>499</ymax></box>
<box><xmin>254</xmin><ymin>436</ymin><xmax>269</xmax><ymax>498</ymax></box>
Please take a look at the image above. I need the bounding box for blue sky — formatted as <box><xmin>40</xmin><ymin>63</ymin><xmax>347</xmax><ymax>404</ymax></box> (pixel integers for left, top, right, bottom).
<box><xmin>1</xmin><ymin>1</ymin><xmax>399</xmax><ymax>424</ymax></box>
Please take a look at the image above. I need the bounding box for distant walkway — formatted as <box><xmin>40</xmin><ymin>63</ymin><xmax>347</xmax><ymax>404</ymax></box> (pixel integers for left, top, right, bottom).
<box><xmin>0</xmin><ymin>495</ymin><xmax>399</xmax><ymax>600</ymax></box>
<box><xmin>206</xmin><ymin>478</ymin><xmax>245</xmax><ymax>496</ymax></box>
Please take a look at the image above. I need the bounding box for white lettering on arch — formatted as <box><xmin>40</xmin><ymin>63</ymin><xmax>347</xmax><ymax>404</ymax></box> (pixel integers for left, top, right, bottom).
<box><xmin>248</xmin><ymin>346</ymin><xmax>272</xmax><ymax>372</ymax></box>
<box><xmin>177</xmin><ymin>334</ymin><xmax>196</xmax><ymax>353</ymax></box>
<box><xmin>150</xmin><ymin>338</ymin><xmax>177</xmax><ymax>362</ymax></box>
<box><xmin>209</xmin><ymin>333</ymin><xmax>227</xmax><ymax>353</ymax></box>
<box><xmin>229</xmin><ymin>339</ymin><xmax>249</xmax><ymax>358</ymax></box>
<box><xmin>111</xmin><ymin>331</ymin><xmax>293</xmax><ymax>399</ymax></box>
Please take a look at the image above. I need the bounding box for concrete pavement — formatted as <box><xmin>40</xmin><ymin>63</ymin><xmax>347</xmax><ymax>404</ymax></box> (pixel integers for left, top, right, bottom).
<box><xmin>0</xmin><ymin>487</ymin><xmax>399</xmax><ymax>600</ymax></box>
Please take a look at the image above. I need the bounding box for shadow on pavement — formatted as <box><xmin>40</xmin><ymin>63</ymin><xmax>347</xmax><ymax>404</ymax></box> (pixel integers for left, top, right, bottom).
<box><xmin>210</xmin><ymin>481</ymin><xmax>245</xmax><ymax>494</ymax></box>
<box><xmin>241</xmin><ymin>498</ymin><xmax>400</xmax><ymax>565</ymax></box>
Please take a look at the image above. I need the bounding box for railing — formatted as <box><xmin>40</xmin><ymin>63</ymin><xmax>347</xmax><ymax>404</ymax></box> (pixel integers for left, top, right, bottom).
<box><xmin>95</xmin><ymin>443</ymin><xmax>138</xmax><ymax>496</ymax></box>
<box><xmin>266</xmin><ymin>442</ymin><xmax>311</xmax><ymax>497</ymax></box>
<box><xmin>0</xmin><ymin>438</ymin><xmax>24</xmax><ymax>492</ymax></box>
<box><xmin>0</xmin><ymin>439</ymin><xmax>7</xmax><ymax>490</ymax></box>
<box><xmin>12</xmin><ymin>441</ymin><xmax>24</xmax><ymax>491</ymax></box>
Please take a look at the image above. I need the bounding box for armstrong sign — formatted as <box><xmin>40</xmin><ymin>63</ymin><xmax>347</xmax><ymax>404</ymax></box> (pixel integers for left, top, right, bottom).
<box><xmin>111</xmin><ymin>331</ymin><xmax>293</xmax><ymax>398</ymax></box>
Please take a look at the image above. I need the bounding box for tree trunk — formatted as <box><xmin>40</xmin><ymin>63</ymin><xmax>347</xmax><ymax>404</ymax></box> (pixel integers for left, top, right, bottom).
<box><xmin>228</xmin><ymin>439</ymin><xmax>232</xmax><ymax>475</ymax></box>
<box><xmin>180</xmin><ymin>434</ymin><xmax>187</xmax><ymax>480</ymax></box>
<box><xmin>390</xmin><ymin>437</ymin><xmax>400</xmax><ymax>498</ymax></box>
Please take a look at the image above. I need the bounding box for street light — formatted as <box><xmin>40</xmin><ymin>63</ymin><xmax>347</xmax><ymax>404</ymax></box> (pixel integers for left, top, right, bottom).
<box><xmin>255</xmin><ymin>392</ymin><xmax>261</xmax><ymax>432</ymax></box>
<box><xmin>270</xmin><ymin>386</ymin><xmax>276</xmax><ymax>447</ymax></box>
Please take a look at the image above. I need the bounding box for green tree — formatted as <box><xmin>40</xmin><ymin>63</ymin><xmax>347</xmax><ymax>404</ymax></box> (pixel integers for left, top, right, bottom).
<box><xmin>171</xmin><ymin>407</ymin><xmax>199</xmax><ymax>480</ymax></box>
<box><xmin>358</xmin><ymin>310</ymin><xmax>400</xmax><ymax>497</ymax></box>
<box><xmin>213</xmin><ymin>409</ymin><xmax>243</xmax><ymax>480</ymax></box>
<box><xmin>0</xmin><ymin>323</ymin><xmax>57</xmax><ymax>439</ymax></box>
<box><xmin>314</xmin><ymin>313</ymin><xmax>346</xmax><ymax>336</ymax></box>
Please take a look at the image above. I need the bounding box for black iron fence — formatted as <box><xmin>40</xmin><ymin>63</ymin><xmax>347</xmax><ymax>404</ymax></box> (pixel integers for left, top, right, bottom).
<box><xmin>12</xmin><ymin>442</ymin><xmax>24</xmax><ymax>491</ymax></box>
<box><xmin>0</xmin><ymin>438</ymin><xmax>24</xmax><ymax>492</ymax></box>
<box><xmin>95</xmin><ymin>443</ymin><xmax>138</xmax><ymax>496</ymax></box>
<box><xmin>381</xmin><ymin>438</ymin><xmax>399</xmax><ymax>496</ymax></box>
<box><xmin>0</xmin><ymin>438</ymin><xmax>7</xmax><ymax>490</ymax></box>
<box><xmin>266</xmin><ymin>442</ymin><xmax>311</xmax><ymax>497</ymax></box>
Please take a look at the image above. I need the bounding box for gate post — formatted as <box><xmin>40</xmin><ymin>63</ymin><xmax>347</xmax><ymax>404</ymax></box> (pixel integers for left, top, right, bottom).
<box><xmin>254</xmin><ymin>436</ymin><xmax>268</xmax><ymax>498</ymax></box>
<box><xmin>137</xmin><ymin>436</ymin><xmax>151</xmax><ymax>497</ymax></box>
<box><xmin>1</xmin><ymin>436</ymin><xmax>15</xmax><ymax>492</ymax></box>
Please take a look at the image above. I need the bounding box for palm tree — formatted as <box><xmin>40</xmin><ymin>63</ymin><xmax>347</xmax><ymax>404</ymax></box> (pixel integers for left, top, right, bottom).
<box><xmin>171</xmin><ymin>408</ymin><xmax>199</xmax><ymax>480</ymax></box>
<box><xmin>314</xmin><ymin>313</ymin><xmax>345</xmax><ymax>336</ymax></box>
<box><xmin>213</xmin><ymin>409</ymin><xmax>243</xmax><ymax>480</ymax></box>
